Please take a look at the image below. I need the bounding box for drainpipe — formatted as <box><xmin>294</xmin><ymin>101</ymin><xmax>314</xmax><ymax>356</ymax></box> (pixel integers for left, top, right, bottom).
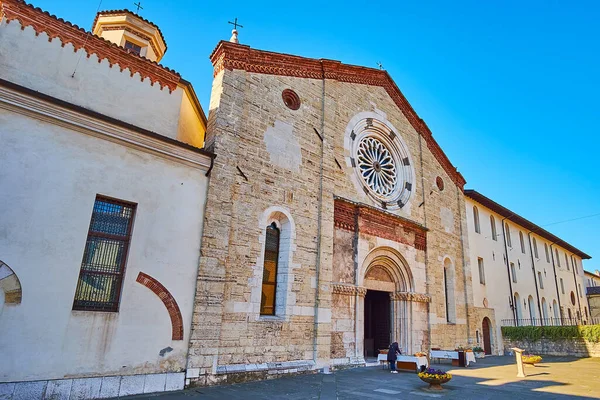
<box><xmin>312</xmin><ymin>61</ymin><xmax>326</xmax><ymax>366</ymax></box>
<box><xmin>549</xmin><ymin>243</ymin><xmax>562</xmax><ymax>324</ymax></box>
<box><xmin>526</xmin><ymin>232</ymin><xmax>543</xmax><ymax>325</ymax></box>
<box><xmin>500</xmin><ymin>216</ymin><xmax>516</xmax><ymax>325</ymax></box>
<box><xmin>570</xmin><ymin>254</ymin><xmax>582</xmax><ymax>322</ymax></box>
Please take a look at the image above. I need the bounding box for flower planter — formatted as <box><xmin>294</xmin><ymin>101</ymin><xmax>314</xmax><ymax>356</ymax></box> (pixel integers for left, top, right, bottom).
<box><xmin>418</xmin><ymin>369</ymin><xmax>452</xmax><ymax>390</ymax></box>
<box><xmin>522</xmin><ymin>355</ymin><xmax>542</xmax><ymax>366</ymax></box>
<box><xmin>474</xmin><ymin>352</ymin><xmax>485</xmax><ymax>359</ymax></box>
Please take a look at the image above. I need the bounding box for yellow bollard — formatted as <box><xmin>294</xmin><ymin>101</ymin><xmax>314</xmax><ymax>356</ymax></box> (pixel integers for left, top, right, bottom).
<box><xmin>511</xmin><ymin>347</ymin><xmax>526</xmax><ymax>378</ymax></box>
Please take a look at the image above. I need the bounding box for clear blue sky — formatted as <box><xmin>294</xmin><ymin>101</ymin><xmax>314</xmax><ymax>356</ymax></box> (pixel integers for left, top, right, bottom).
<box><xmin>34</xmin><ymin>0</ymin><xmax>599</xmax><ymax>271</ymax></box>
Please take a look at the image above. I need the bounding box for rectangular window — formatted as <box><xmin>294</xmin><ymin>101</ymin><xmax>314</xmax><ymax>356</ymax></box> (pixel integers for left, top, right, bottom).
<box><xmin>538</xmin><ymin>271</ymin><xmax>544</xmax><ymax>289</ymax></box>
<box><xmin>511</xmin><ymin>262</ymin><xmax>517</xmax><ymax>283</ymax></box>
<box><xmin>544</xmin><ymin>243</ymin><xmax>550</xmax><ymax>263</ymax></box>
<box><xmin>124</xmin><ymin>40</ymin><xmax>142</xmax><ymax>55</ymax></box>
<box><xmin>73</xmin><ymin>196</ymin><xmax>136</xmax><ymax>312</ymax></box>
<box><xmin>478</xmin><ymin>258</ymin><xmax>485</xmax><ymax>285</ymax></box>
<box><xmin>556</xmin><ymin>249</ymin><xmax>561</xmax><ymax>267</ymax></box>
<box><xmin>579</xmin><ymin>284</ymin><xmax>582</xmax><ymax>297</ymax></box>
<box><xmin>565</xmin><ymin>254</ymin><xmax>570</xmax><ymax>271</ymax></box>
<box><xmin>533</xmin><ymin>238</ymin><xmax>539</xmax><ymax>258</ymax></box>
<box><xmin>560</xmin><ymin>278</ymin><xmax>565</xmax><ymax>294</ymax></box>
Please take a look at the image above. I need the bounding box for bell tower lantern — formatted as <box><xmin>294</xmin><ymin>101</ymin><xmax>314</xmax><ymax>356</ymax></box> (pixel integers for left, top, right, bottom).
<box><xmin>92</xmin><ymin>10</ymin><xmax>167</xmax><ymax>62</ymax></box>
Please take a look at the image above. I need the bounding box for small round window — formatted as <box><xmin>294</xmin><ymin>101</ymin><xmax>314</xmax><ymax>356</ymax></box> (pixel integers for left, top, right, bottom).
<box><xmin>436</xmin><ymin>176</ymin><xmax>444</xmax><ymax>191</ymax></box>
<box><xmin>282</xmin><ymin>89</ymin><xmax>300</xmax><ymax>110</ymax></box>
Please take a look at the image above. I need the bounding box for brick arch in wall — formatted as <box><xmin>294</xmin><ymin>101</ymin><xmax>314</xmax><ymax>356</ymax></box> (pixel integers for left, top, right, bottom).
<box><xmin>0</xmin><ymin>260</ymin><xmax>22</xmax><ymax>305</ymax></box>
<box><xmin>135</xmin><ymin>272</ymin><xmax>183</xmax><ymax>340</ymax></box>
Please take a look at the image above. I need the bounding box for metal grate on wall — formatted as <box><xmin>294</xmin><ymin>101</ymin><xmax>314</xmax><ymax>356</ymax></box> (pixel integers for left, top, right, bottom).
<box><xmin>73</xmin><ymin>196</ymin><xmax>136</xmax><ymax>312</ymax></box>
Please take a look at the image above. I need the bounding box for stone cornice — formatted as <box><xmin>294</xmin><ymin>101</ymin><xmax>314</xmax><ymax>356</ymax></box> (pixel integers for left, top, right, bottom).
<box><xmin>209</xmin><ymin>41</ymin><xmax>466</xmax><ymax>189</ymax></box>
<box><xmin>0</xmin><ymin>80</ymin><xmax>213</xmax><ymax>171</ymax></box>
<box><xmin>0</xmin><ymin>0</ymin><xmax>180</xmax><ymax>92</ymax></box>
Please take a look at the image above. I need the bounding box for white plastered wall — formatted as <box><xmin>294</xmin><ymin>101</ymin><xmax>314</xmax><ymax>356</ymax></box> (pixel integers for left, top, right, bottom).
<box><xmin>0</xmin><ymin>110</ymin><xmax>208</xmax><ymax>382</ymax></box>
<box><xmin>0</xmin><ymin>19</ymin><xmax>184</xmax><ymax>140</ymax></box>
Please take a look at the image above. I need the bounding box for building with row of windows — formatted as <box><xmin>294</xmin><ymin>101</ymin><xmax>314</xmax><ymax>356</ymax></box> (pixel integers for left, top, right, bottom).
<box><xmin>465</xmin><ymin>190</ymin><xmax>592</xmax><ymax>355</ymax></box>
<box><xmin>0</xmin><ymin>1</ymin><xmax>593</xmax><ymax>399</ymax></box>
<box><xmin>585</xmin><ymin>270</ymin><xmax>600</xmax><ymax>320</ymax></box>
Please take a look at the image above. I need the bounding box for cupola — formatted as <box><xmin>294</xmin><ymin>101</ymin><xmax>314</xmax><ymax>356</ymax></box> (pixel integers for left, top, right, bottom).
<box><xmin>92</xmin><ymin>10</ymin><xmax>167</xmax><ymax>62</ymax></box>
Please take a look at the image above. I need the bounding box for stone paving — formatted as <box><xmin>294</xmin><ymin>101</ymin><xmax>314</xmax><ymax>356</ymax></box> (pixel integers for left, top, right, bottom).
<box><xmin>118</xmin><ymin>356</ymin><xmax>600</xmax><ymax>399</ymax></box>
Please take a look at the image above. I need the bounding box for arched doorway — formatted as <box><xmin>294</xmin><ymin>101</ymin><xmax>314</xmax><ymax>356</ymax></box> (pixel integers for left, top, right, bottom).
<box><xmin>359</xmin><ymin>247</ymin><xmax>414</xmax><ymax>357</ymax></box>
<box><xmin>482</xmin><ymin>317</ymin><xmax>492</xmax><ymax>355</ymax></box>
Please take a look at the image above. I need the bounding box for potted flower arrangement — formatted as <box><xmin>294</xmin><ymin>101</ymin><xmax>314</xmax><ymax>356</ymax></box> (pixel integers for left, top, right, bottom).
<box><xmin>472</xmin><ymin>346</ymin><xmax>485</xmax><ymax>359</ymax></box>
<box><xmin>418</xmin><ymin>368</ymin><xmax>452</xmax><ymax>390</ymax></box>
<box><xmin>522</xmin><ymin>354</ymin><xmax>542</xmax><ymax>366</ymax></box>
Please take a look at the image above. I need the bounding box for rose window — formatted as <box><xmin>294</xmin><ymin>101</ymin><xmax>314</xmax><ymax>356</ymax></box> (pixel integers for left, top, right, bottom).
<box><xmin>357</xmin><ymin>137</ymin><xmax>397</xmax><ymax>197</ymax></box>
<box><xmin>347</xmin><ymin>116</ymin><xmax>415</xmax><ymax>209</ymax></box>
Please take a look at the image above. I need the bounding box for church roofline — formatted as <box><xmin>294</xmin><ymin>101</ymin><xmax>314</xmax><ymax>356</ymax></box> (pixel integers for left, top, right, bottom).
<box><xmin>91</xmin><ymin>9</ymin><xmax>168</xmax><ymax>51</ymax></box>
<box><xmin>209</xmin><ymin>40</ymin><xmax>467</xmax><ymax>189</ymax></box>
<box><xmin>0</xmin><ymin>0</ymin><xmax>180</xmax><ymax>92</ymax></box>
<box><xmin>464</xmin><ymin>189</ymin><xmax>591</xmax><ymax>260</ymax></box>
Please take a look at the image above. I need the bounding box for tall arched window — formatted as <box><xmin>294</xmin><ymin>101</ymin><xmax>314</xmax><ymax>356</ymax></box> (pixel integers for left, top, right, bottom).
<box><xmin>544</xmin><ymin>243</ymin><xmax>550</xmax><ymax>262</ymax></box>
<box><xmin>514</xmin><ymin>292</ymin><xmax>522</xmax><ymax>322</ymax></box>
<box><xmin>528</xmin><ymin>295</ymin><xmax>536</xmax><ymax>322</ymax></box>
<box><xmin>533</xmin><ymin>237</ymin><xmax>539</xmax><ymax>258</ymax></box>
<box><xmin>565</xmin><ymin>253</ymin><xmax>570</xmax><ymax>271</ymax></box>
<box><xmin>542</xmin><ymin>298</ymin><xmax>549</xmax><ymax>321</ymax></box>
<box><xmin>505</xmin><ymin>223</ymin><xmax>512</xmax><ymax>247</ymax></box>
<box><xmin>556</xmin><ymin>249</ymin><xmax>561</xmax><ymax>267</ymax></box>
<box><xmin>519</xmin><ymin>232</ymin><xmax>525</xmax><ymax>254</ymax></box>
<box><xmin>473</xmin><ymin>206</ymin><xmax>480</xmax><ymax>234</ymax></box>
<box><xmin>260</xmin><ymin>222</ymin><xmax>280</xmax><ymax>315</ymax></box>
<box><xmin>444</xmin><ymin>258</ymin><xmax>456</xmax><ymax>323</ymax></box>
<box><xmin>490</xmin><ymin>215</ymin><xmax>497</xmax><ymax>241</ymax></box>
<box><xmin>552</xmin><ymin>300</ymin><xmax>559</xmax><ymax>325</ymax></box>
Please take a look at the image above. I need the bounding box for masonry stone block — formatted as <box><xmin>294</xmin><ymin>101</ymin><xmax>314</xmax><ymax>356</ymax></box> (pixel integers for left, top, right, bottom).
<box><xmin>13</xmin><ymin>381</ymin><xmax>46</xmax><ymax>400</ymax></box>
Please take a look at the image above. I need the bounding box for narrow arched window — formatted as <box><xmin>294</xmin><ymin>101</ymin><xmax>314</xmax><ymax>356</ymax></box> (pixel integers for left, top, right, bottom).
<box><xmin>444</xmin><ymin>258</ymin><xmax>456</xmax><ymax>323</ymax></box>
<box><xmin>519</xmin><ymin>231</ymin><xmax>525</xmax><ymax>254</ymax></box>
<box><xmin>505</xmin><ymin>223</ymin><xmax>512</xmax><ymax>247</ymax></box>
<box><xmin>556</xmin><ymin>249</ymin><xmax>561</xmax><ymax>267</ymax></box>
<box><xmin>533</xmin><ymin>237</ymin><xmax>539</xmax><ymax>258</ymax></box>
<box><xmin>490</xmin><ymin>215</ymin><xmax>497</xmax><ymax>241</ymax></box>
<box><xmin>473</xmin><ymin>206</ymin><xmax>480</xmax><ymax>233</ymax></box>
<box><xmin>565</xmin><ymin>253</ymin><xmax>570</xmax><ymax>271</ymax></box>
<box><xmin>544</xmin><ymin>243</ymin><xmax>550</xmax><ymax>262</ymax></box>
<box><xmin>260</xmin><ymin>222</ymin><xmax>280</xmax><ymax>315</ymax></box>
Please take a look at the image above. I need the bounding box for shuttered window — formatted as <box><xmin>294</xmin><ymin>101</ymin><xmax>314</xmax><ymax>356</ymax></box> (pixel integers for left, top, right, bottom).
<box><xmin>73</xmin><ymin>196</ymin><xmax>136</xmax><ymax>312</ymax></box>
<box><xmin>260</xmin><ymin>222</ymin><xmax>280</xmax><ymax>315</ymax></box>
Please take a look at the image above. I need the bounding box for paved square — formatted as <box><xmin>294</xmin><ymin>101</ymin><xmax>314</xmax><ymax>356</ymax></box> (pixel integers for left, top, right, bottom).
<box><xmin>118</xmin><ymin>356</ymin><xmax>600</xmax><ymax>399</ymax></box>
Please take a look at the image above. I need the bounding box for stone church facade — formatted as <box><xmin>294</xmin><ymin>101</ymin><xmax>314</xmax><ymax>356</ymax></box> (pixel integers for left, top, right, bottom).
<box><xmin>186</xmin><ymin>41</ymin><xmax>483</xmax><ymax>386</ymax></box>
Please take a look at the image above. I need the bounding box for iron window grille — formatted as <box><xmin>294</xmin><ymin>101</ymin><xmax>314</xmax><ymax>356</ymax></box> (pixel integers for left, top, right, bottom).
<box><xmin>72</xmin><ymin>196</ymin><xmax>136</xmax><ymax>312</ymax></box>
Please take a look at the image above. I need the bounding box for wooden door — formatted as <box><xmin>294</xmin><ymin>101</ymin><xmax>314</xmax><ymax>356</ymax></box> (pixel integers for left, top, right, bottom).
<box><xmin>482</xmin><ymin>317</ymin><xmax>492</xmax><ymax>355</ymax></box>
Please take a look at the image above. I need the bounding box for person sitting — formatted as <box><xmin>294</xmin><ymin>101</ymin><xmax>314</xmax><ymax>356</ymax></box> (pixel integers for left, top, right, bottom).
<box><xmin>387</xmin><ymin>342</ymin><xmax>401</xmax><ymax>374</ymax></box>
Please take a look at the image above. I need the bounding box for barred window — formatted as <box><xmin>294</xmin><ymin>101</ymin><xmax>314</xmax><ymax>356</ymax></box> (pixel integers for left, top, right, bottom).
<box><xmin>73</xmin><ymin>196</ymin><xmax>136</xmax><ymax>312</ymax></box>
<box><xmin>260</xmin><ymin>222</ymin><xmax>280</xmax><ymax>315</ymax></box>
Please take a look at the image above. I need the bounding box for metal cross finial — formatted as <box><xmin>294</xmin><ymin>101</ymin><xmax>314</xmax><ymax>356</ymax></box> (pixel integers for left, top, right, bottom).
<box><xmin>133</xmin><ymin>1</ymin><xmax>143</xmax><ymax>13</ymax></box>
<box><xmin>228</xmin><ymin>17</ymin><xmax>243</xmax><ymax>30</ymax></box>
<box><xmin>377</xmin><ymin>62</ymin><xmax>384</xmax><ymax>70</ymax></box>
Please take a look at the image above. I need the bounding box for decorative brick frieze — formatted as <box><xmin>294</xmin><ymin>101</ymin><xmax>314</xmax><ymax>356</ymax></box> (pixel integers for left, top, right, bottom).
<box><xmin>331</xmin><ymin>283</ymin><xmax>367</xmax><ymax>296</ymax></box>
<box><xmin>136</xmin><ymin>272</ymin><xmax>184</xmax><ymax>340</ymax></box>
<box><xmin>334</xmin><ymin>198</ymin><xmax>427</xmax><ymax>251</ymax></box>
<box><xmin>391</xmin><ymin>291</ymin><xmax>431</xmax><ymax>303</ymax></box>
<box><xmin>209</xmin><ymin>41</ymin><xmax>466</xmax><ymax>189</ymax></box>
<box><xmin>0</xmin><ymin>0</ymin><xmax>180</xmax><ymax>92</ymax></box>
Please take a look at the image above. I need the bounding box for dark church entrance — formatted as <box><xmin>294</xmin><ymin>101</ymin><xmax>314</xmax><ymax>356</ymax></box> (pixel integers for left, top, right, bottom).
<box><xmin>364</xmin><ymin>289</ymin><xmax>391</xmax><ymax>358</ymax></box>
